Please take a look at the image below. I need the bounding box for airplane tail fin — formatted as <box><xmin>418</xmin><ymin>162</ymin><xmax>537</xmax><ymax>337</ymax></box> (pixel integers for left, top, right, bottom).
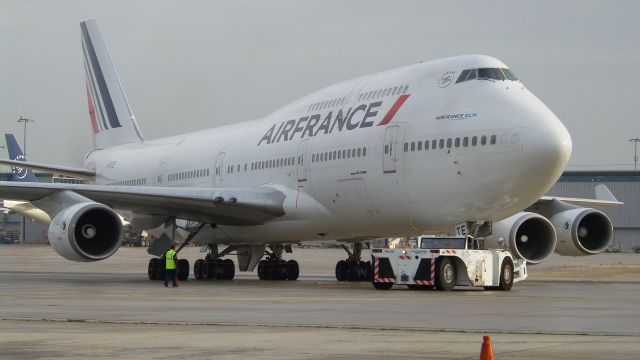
<box><xmin>81</xmin><ymin>19</ymin><xmax>144</xmax><ymax>149</ymax></box>
<box><xmin>4</xmin><ymin>134</ymin><xmax>38</xmax><ymax>182</ymax></box>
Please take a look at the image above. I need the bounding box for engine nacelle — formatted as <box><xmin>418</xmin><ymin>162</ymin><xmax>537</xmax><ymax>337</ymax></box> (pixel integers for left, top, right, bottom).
<box><xmin>549</xmin><ymin>208</ymin><xmax>613</xmax><ymax>256</ymax></box>
<box><xmin>483</xmin><ymin>212</ymin><xmax>557</xmax><ymax>264</ymax></box>
<box><xmin>48</xmin><ymin>202</ymin><xmax>123</xmax><ymax>262</ymax></box>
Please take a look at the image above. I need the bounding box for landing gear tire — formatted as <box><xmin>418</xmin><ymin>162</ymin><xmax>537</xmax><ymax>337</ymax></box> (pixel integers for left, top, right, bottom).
<box><xmin>335</xmin><ymin>260</ymin><xmax>370</xmax><ymax>281</ymax></box>
<box><xmin>435</xmin><ymin>257</ymin><xmax>456</xmax><ymax>291</ymax></box>
<box><xmin>194</xmin><ymin>259</ymin><xmax>204</xmax><ymax>280</ymax></box>
<box><xmin>177</xmin><ymin>259</ymin><xmax>190</xmax><ymax>281</ymax></box>
<box><xmin>286</xmin><ymin>260</ymin><xmax>299</xmax><ymax>280</ymax></box>
<box><xmin>257</xmin><ymin>259</ymin><xmax>298</xmax><ymax>280</ymax></box>
<box><xmin>498</xmin><ymin>258</ymin><xmax>514</xmax><ymax>291</ymax></box>
<box><xmin>148</xmin><ymin>258</ymin><xmax>164</xmax><ymax>280</ymax></box>
<box><xmin>222</xmin><ymin>259</ymin><xmax>235</xmax><ymax>280</ymax></box>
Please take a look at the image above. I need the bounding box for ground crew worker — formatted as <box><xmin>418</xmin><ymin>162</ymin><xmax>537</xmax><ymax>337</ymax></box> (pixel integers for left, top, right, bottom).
<box><xmin>164</xmin><ymin>245</ymin><xmax>178</xmax><ymax>287</ymax></box>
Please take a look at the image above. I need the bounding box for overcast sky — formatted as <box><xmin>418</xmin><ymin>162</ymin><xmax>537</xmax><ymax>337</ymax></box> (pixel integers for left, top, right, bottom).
<box><xmin>1</xmin><ymin>0</ymin><xmax>639</xmax><ymax>171</ymax></box>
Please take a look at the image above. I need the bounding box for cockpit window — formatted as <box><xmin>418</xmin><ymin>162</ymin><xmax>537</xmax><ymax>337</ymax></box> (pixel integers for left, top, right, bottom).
<box><xmin>502</xmin><ymin>68</ymin><xmax>518</xmax><ymax>81</ymax></box>
<box><xmin>456</xmin><ymin>68</ymin><xmax>517</xmax><ymax>83</ymax></box>
<box><xmin>477</xmin><ymin>68</ymin><xmax>505</xmax><ymax>81</ymax></box>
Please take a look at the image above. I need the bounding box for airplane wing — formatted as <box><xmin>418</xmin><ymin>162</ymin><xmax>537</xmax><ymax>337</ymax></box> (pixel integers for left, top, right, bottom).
<box><xmin>531</xmin><ymin>185</ymin><xmax>622</xmax><ymax>208</ymax></box>
<box><xmin>0</xmin><ymin>182</ymin><xmax>285</xmax><ymax>226</ymax></box>
<box><xmin>0</xmin><ymin>159</ymin><xmax>95</xmax><ymax>180</ymax></box>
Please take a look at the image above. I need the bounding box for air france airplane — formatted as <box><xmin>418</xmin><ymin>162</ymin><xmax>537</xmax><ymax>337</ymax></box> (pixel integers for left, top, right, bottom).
<box><xmin>0</xmin><ymin>19</ymin><xmax>620</xmax><ymax>284</ymax></box>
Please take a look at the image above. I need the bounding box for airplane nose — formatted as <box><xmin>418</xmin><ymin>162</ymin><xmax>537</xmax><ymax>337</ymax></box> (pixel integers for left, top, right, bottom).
<box><xmin>522</xmin><ymin>117</ymin><xmax>572</xmax><ymax>175</ymax></box>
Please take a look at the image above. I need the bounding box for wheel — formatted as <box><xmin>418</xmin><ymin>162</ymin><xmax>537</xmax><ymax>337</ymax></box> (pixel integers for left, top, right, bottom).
<box><xmin>335</xmin><ymin>260</ymin><xmax>346</xmax><ymax>281</ymax></box>
<box><xmin>177</xmin><ymin>259</ymin><xmax>190</xmax><ymax>281</ymax></box>
<box><xmin>202</xmin><ymin>261</ymin><xmax>214</xmax><ymax>279</ymax></box>
<box><xmin>372</xmin><ymin>281</ymin><xmax>393</xmax><ymax>290</ymax></box>
<box><xmin>274</xmin><ymin>260</ymin><xmax>288</xmax><ymax>280</ymax></box>
<box><xmin>498</xmin><ymin>258</ymin><xmax>514</xmax><ymax>291</ymax></box>
<box><xmin>435</xmin><ymin>257</ymin><xmax>456</xmax><ymax>291</ymax></box>
<box><xmin>257</xmin><ymin>260</ymin><xmax>271</xmax><ymax>280</ymax></box>
<box><xmin>147</xmin><ymin>258</ymin><xmax>158</xmax><ymax>280</ymax></box>
<box><xmin>223</xmin><ymin>259</ymin><xmax>235</xmax><ymax>280</ymax></box>
<box><xmin>358</xmin><ymin>261</ymin><xmax>369</xmax><ymax>282</ymax></box>
<box><xmin>194</xmin><ymin>259</ymin><xmax>204</xmax><ymax>280</ymax></box>
<box><xmin>286</xmin><ymin>260</ymin><xmax>299</xmax><ymax>281</ymax></box>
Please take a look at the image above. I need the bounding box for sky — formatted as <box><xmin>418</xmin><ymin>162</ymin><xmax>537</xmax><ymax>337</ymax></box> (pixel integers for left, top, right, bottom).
<box><xmin>1</xmin><ymin>0</ymin><xmax>639</xmax><ymax>170</ymax></box>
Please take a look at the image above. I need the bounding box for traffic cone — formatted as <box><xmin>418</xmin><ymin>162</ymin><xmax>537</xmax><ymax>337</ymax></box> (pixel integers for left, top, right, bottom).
<box><xmin>479</xmin><ymin>335</ymin><xmax>494</xmax><ymax>360</ymax></box>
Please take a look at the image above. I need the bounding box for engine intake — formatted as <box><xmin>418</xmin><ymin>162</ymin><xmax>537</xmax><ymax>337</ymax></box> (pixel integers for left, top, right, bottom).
<box><xmin>483</xmin><ymin>212</ymin><xmax>557</xmax><ymax>264</ymax></box>
<box><xmin>48</xmin><ymin>202</ymin><xmax>123</xmax><ymax>262</ymax></box>
<box><xmin>550</xmin><ymin>208</ymin><xmax>613</xmax><ymax>256</ymax></box>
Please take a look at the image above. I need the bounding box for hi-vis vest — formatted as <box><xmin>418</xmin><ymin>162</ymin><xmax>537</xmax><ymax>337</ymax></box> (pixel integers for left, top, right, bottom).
<box><xmin>165</xmin><ymin>249</ymin><xmax>177</xmax><ymax>270</ymax></box>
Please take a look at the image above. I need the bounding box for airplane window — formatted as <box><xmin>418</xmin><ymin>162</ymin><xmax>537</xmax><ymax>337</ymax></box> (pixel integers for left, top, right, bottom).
<box><xmin>477</xmin><ymin>68</ymin><xmax>505</xmax><ymax>81</ymax></box>
<box><xmin>491</xmin><ymin>135</ymin><xmax>497</xmax><ymax>145</ymax></box>
<box><xmin>404</xmin><ymin>142</ymin><xmax>409</xmax><ymax>152</ymax></box>
<box><xmin>376</xmin><ymin>89</ymin><xmax>383</xmax><ymax>98</ymax></box>
<box><xmin>431</xmin><ymin>140</ymin><xmax>436</xmax><ymax>149</ymax></box>
<box><xmin>207</xmin><ymin>169</ymin><xmax>209</xmax><ymax>176</ymax></box>
<box><xmin>456</xmin><ymin>69</ymin><xmax>471</xmax><ymax>83</ymax></box>
<box><xmin>502</xmin><ymin>68</ymin><xmax>518</xmax><ymax>81</ymax></box>
<box><xmin>410</xmin><ymin>142</ymin><xmax>415</xmax><ymax>151</ymax></box>
<box><xmin>333</xmin><ymin>150</ymin><xmax>337</xmax><ymax>159</ymax></box>
<box><xmin>463</xmin><ymin>137</ymin><xmax>469</xmax><ymax>147</ymax></box>
<box><xmin>511</xmin><ymin>133</ymin><xmax>520</xmax><ymax>143</ymax></box>
<box><xmin>357</xmin><ymin>148</ymin><xmax>362</xmax><ymax>157</ymax></box>
<box><xmin>337</xmin><ymin>151</ymin><xmax>341</xmax><ymax>159</ymax></box>
<box><xmin>403</xmin><ymin>85</ymin><xmax>409</xmax><ymax>94</ymax></box>
<box><xmin>312</xmin><ymin>154</ymin><xmax>316</xmax><ymax>163</ymax></box>
<box><xmin>500</xmin><ymin>134</ymin><xmax>507</xmax><ymax>144</ymax></box>
<box><xmin>392</xmin><ymin>87</ymin><xmax>398</xmax><ymax>95</ymax></box>
<box><xmin>363</xmin><ymin>147</ymin><xmax>367</xmax><ymax>156</ymax></box>
<box><xmin>455</xmin><ymin>138</ymin><xmax>460</xmax><ymax>147</ymax></box>
<box><xmin>467</xmin><ymin>69</ymin><xmax>477</xmax><ymax>81</ymax></box>
<box><xmin>481</xmin><ymin>135</ymin><xmax>487</xmax><ymax>145</ymax></box>
<box><xmin>425</xmin><ymin>140</ymin><xmax>429</xmax><ymax>150</ymax></box>
<box><xmin>328</xmin><ymin>152</ymin><xmax>332</xmax><ymax>161</ymax></box>
<box><xmin>417</xmin><ymin>141</ymin><xmax>422</xmax><ymax>151</ymax></box>
<box><xmin>351</xmin><ymin>149</ymin><xmax>356</xmax><ymax>158</ymax></box>
<box><xmin>439</xmin><ymin>139</ymin><xmax>444</xmax><ymax>149</ymax></box>
<box><xmin>237</xmin><ymin>164</ymin><xmax>240</xmax><ymax>172</ymax></box>
<box><xmin>384</xmin><ymin>145</ymin><xmax>389</xmax><ymax>154</ymax></box>
<box><xmin>447</xmin><ymin>138</ymin><xmax>452</xmax><ymax>148</ymax></box>
<box><xmin>472</xmin><ymin>136</ymin><xmax>478</xmax><ymax>146</ymax></box>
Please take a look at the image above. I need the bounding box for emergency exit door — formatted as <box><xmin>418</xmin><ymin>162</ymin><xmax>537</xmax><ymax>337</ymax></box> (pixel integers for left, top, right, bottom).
<box><xmin>383</xmin><ymin>125</ymin><xmax>399</xmax><ymax>173</ymax></box>
<box><xmin>297</xmin><ymin>139</ymin><xmax>309</xmax><ymax>182</ymax></box>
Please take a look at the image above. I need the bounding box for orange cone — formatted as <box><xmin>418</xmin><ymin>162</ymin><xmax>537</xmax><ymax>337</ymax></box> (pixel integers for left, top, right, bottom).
<box><xmin>479</xmin><ymin>335</ymin><xmax>494</xmax><ymax>360</ymax></box>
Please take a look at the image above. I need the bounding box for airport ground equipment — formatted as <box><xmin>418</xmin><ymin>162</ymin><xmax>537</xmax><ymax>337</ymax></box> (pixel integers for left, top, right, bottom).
<box><xmin>371</xmin><ymin>236</ymin><xmax>526</xmax><ymax>291</ymax></box>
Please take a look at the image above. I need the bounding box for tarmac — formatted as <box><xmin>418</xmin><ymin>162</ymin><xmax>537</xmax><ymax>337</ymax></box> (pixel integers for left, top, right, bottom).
<box><xmin>1</xmin><ymin>245</ymin><xmax>639</xmax><ymax>359</ymax></box>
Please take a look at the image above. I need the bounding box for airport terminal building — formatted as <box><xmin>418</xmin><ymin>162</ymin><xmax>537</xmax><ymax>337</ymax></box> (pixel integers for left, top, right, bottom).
<box><xmin>1</xmin><ymin>171</ymin><xmax>639</xmax><ymax>251</ymax></box>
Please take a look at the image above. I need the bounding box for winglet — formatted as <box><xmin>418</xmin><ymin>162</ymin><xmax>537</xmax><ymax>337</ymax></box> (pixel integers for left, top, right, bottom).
<box><xmin>595</xmin><ymin>184</ymin><xmax>619</xmax><ymax>202</ymax></box>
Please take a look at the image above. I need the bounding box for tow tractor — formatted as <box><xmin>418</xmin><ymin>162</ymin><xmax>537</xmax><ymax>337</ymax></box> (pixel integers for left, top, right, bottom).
<box><xmin>371</xmin><ymin>235</ymin><xmax>527</xmax><ymax>291</ymax></box>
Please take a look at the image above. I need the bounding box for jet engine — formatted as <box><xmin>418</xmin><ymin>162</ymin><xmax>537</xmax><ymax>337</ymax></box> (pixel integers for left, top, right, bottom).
<box><xmin>483</xmin><ymin>212</ymin><xmax>557</xmax><ymax>264</ymax></box>
<box><xmin>549</xmin><ymin>208</ymin><xmax>613</xmax><ymax>256</ymax></box>
<box><xmin>48</xmin><ymin>202</ymin><xmax>123</xmax><ymax>262</ymax></box>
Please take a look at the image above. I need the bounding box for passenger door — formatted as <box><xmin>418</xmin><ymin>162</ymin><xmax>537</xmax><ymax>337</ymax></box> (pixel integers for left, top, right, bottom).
<box><xmin>297</xmin><ymin>139</ymin><xmax>309</xmax><ymax>182</ymax></box>
<box><xmin>383</xmin><ymin>125</ymin><xmax>399</xmax><ymax>173</ymax></box>
<box><xmin>214</xmin><ymin>152</ymin><xmax>225</xmax><ymax>186</ymax></box>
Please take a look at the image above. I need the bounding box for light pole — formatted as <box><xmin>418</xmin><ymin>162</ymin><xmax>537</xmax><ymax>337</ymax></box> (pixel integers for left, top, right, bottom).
<box><xmin>17</xmin><ymin>116</ymin><xmax>34</xmax><ymax>157</ymax></box>
<box><xmin>630</xmin><ymin>137</ymin><xmax>640</xmax><ymax>172</ymax></box>
<box><xmin>16</xmin><ymin>116</ymin><xmax>34</xmax><ymax>244</ymax></box>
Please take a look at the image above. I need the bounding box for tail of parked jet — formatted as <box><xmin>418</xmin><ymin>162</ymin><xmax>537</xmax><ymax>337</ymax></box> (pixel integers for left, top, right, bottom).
<box><xmin>4</xmin><ymin>134</ymin><xmax>37</xmax><ymax>182</ymax></box>
<box><xmin>81</xmin><ymin>19</ymin><xmax>144</xmax><ymax>149</ymax></box>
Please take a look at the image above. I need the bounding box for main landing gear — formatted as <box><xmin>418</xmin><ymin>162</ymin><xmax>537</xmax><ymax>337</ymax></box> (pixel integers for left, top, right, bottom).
<box><xmin>193</xmin><ymin>245</ymin><xmax>236</xmax><ymax>280</ymax></box>
<box><xmin>335</xmin><ymin>242</ymin><xmax>371</xmax><ymax>282</ymax></box>
<box><xmin>148</xmin><ymin>257</ymin><xmax>190</xmax><ymax>281</ymax></box>
<box><xmin>257</xmin><ymin>245</ymin><xmax>299</xmax><ymax>281</ymax></box>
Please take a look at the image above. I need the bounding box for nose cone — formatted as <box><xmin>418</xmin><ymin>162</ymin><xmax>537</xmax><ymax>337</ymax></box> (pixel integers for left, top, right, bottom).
<box><xmin>522</xmin><ymin>117</ymin><xmax>572</xmax><ymax>175</ymax></box>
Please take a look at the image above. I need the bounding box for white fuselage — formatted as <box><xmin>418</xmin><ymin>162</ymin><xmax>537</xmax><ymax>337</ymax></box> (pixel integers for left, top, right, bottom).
<box><xmin>85</xmin><ymin>55</ymin><xmax>572</xmax><ymax>245</ymax></box>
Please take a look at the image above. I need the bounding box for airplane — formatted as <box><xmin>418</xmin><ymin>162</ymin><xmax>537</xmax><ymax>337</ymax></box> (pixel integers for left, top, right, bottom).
<box><xmin>0</xmin><ymin>19</ymin><xmax>621</xmax><ymax>283</ymax></box>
